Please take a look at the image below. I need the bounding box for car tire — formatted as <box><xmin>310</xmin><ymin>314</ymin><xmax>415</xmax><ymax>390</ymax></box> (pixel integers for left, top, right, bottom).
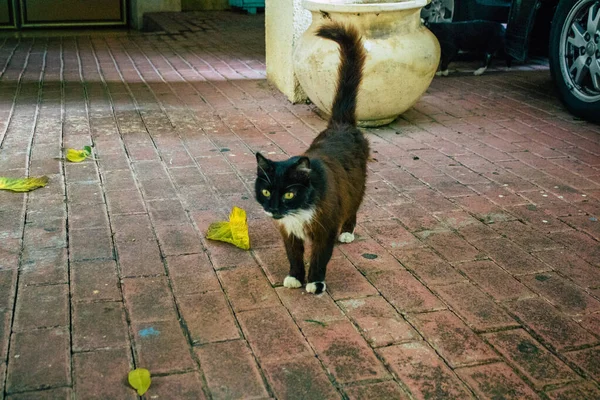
<box><xmin>421</xmin><ymin>0</ymin><xmax>455</xmax><ymax>23</ymax></box>
<box><xmin>549</xmin><ymin>0</ymin><xmax>600</xmax><ymax>123</ymax></box>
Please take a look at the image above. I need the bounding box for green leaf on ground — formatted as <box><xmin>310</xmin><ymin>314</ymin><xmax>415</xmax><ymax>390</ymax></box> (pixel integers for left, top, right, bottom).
<box><xmin>0</xmin><ymin>176</ymin><xmax>49</xmax><ymax>192</ymax></box>
<box><xmin>128</xmin><ymin>368</ymin><xmax>151</xmax><ymax>396</ymax></box>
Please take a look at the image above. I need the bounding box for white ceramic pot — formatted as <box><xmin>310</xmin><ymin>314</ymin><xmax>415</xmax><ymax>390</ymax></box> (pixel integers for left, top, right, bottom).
<box><xmin>294</xmin><ymin>0</ymin><xmax>440</xmax><ymax>127</ymax></box>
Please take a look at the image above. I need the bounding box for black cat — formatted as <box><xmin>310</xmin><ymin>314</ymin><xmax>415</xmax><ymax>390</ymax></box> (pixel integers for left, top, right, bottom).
<box><xmin>254</xmin><ymin>22</ymin><xmax>369</xmax><ymax>295</ymax></box>
<box><xmin>426</xmin><ymin>20</ymin><xmax>509</xmax><ymax>76</ymax></box>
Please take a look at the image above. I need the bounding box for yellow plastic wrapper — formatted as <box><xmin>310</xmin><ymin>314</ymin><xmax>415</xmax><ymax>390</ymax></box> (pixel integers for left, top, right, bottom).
<box><xmin>206</xmin><ymin>206</ymin><xmax>250</xmax><ymax>250</ymax></box>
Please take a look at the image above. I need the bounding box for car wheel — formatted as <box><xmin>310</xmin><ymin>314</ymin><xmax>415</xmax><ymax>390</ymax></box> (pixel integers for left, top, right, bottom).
<box><xmin>421</xmin><ymin>0</ymin><xmax>455</xmax><ymax>23</ymax></box>
<box><xmin>549</xmin><ymin>0</ymin><xmax>600</xmax><ymax>122</ymax></box>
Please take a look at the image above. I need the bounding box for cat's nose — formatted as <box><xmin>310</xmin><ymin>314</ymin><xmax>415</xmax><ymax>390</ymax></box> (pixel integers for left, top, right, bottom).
<box><xmin>272</xmin><ymin>213</ymin><xmax>284</xmax><ymax>220</ymax></box>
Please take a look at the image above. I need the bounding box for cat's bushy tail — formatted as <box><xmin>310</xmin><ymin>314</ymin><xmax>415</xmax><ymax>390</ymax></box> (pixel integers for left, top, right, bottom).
<box><xmin>316</xmin><ymin>22</ymin><xmax>365</xmax><ymax>127</ymax></box>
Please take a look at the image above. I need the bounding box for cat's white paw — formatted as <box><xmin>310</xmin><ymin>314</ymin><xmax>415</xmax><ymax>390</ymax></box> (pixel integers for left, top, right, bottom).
<box><xmin>338</xmin><ymin>232</ymin><xmax>355</xmax><ymax>243</ymax></box>
<box><xmin>306</xmin><ymin>282</ymin><xmax>326</xmax><ymax>294</ymax></box>
<box><xmin>441</xmin><ymin>69</ymin><xmax>449</xmax><ymax>76</ymax></box>
<box><xmin>435</xmin><ymin>71</ymin><xmax>442</xmax><ymax>76</ymax></box>
<box><xmin>283</xmin><ymin>276</ymin><xmax>302</xmax><ymax>289</ymax></box>
<box><xmin>474</xmin><ymin>67</ymin><xmax>487</xmax><ymax>76</ymax></box>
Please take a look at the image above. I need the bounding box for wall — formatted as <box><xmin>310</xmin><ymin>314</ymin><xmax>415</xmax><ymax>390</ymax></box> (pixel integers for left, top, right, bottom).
<box><xmin>265</xmin><ymin>0</ymin><xmax>311</xmax><ymax>103</ymax></box>
<box><xmin>130</xmin><ymin>0</ymin><xmax>182</xmax><ymax>30</ymax></box>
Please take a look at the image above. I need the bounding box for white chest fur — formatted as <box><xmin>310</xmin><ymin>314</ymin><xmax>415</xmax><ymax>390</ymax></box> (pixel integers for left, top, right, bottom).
<box><xmin>277</xmin><ymin>208</ymin><xmax>315</xmax><ymax>241</ymax></box>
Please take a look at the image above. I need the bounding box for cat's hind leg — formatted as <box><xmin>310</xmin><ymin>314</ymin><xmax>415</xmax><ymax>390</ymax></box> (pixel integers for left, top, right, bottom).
<box><xmin>474</xmin><ymin>53</ymin><xmax>492</xmax><ymax>75</ymax></box>
<box><xmin>339</xmin><ymin>214</ymin><xmax>357</xmax><ymax>243</ymax></box>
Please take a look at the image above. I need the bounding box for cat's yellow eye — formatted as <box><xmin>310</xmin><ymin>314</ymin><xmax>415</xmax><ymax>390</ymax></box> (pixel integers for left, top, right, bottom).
<box><xmin>283</xmin><ymin>192</ymin><xmax>294</xmax><ymax>200</ymax></box>
<box><xmin>262</xmin><ymin>189</ymin><xmax>271</xmax><ymax>197</ymax></box>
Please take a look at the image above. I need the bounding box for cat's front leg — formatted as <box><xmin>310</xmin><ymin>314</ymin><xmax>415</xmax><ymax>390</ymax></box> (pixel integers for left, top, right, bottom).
<box><xmin>306</xmin><ymin>233</ymin><xmax>336</xmax><ymax>294</ymax></box>
<box><xmin>282</xmin><ymin>233</ymin><xmax>305</xmax><ymax>289</ymax></box>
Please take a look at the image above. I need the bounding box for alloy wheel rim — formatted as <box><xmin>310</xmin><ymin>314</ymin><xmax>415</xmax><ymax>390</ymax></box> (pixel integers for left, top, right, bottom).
<box><xmin>560</xmin><ymin>0</ymin><xmax>600</xmax><ymax>102</ymax></box>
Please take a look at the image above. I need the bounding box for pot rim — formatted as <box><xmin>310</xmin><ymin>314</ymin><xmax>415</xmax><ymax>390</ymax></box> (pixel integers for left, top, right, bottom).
<box><xmin>302</xmin><ymin>0</ymin><xmax>428</xmax><ymax>13</ymax></box>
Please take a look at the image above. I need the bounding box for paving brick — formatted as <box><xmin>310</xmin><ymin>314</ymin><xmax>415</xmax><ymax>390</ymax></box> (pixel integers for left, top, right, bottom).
<box><xmin>206</xmin><ymin>241</ymin><xmax>258</xmax><ymax>270</ymax></box>
<box><xmin>147</xmin><ymin>198</ymin><xmax>189</xmax><ymax>225</ymax></box>
<box><xmin>70</xmin><ymin>259</ymin><xmax>121</xmax><ymax>302</ymax></box>
<box><xmin>177</xmin><ymin>291</ymin><xmax>239</xmax><ymax>344</ymax></box>
<box><xmin>325</xmin><ymin>257</ymin><xmax>378</xmax><ymax>300</ymax></box>
<box><xmin>510</xmin><ymin>297</ymin><xmax>597</xmax><ymax>350</ymax></box>
<box><xmin>106</xmin><ymin>189</ymin><xmax>146</xmax><ymax>214</ymax></box>
<box><xmin>22</xmin><ymin>214</ymin><xmax>66</xmax><ymax>249</ymax></box>
<box><xmin>339</xmin><ymin>296</ymin><xmax>419</xmax><ymax>347</ymax></box>
<box><xmin>458</xmin><ymin>260</ymin><xmax>535</xmax><ymax>301</ymax></box>
<box><xmin>196</xmin><ymin>340</ymin><xmax>268</xmax><ymax>399</ymax></box>
<box><xmin>344</xmin><ymin>381</ymin><xmax>410</xmax><ymax>400</ymax></box>
<box><xmin>378</xmin><ymin>341</ymin><xmax>473</xmax><ymax>399</ymax></box>
<box><xmin>69</xmin><ymin>227</ymin><xmax>114</xmax><ymax>261</ymax></box>
<box><xmin>66</xmin><ymin>182</ymin><xmax>104</xmax><ymax>205</ymax></box>
<box><xmin>395</xmin><ymin>247</ymin><xmax>465</xmax><ymax>284</ymax></box>
<box><xmin>300</xmin><ymin>319</ymin><xmax>389</xmax><ymax>383</ymax></box>
<box><xmin>507</xmin><ymin>204</ymin><xmax>572</xmax><ymax>233</ymax></box>
<box><xmin>548</xmin><ymin>230</ymin><xmax>600</xmax><ymax>267</ymax></box>
<box><xmin>420</xmin><ymin>230</ymin><xmax>483</xmax><ymax>263</ymax></box>
<box><xmin>485</xmin><ymin>329</ymin><xmax>579</xmax><ymax>389</ymax></box>
<box><xmin>546</xmin><ymin>381</ymin><xmax>600</xmax><ymax>400</ymax></box>
<box><xmin>217</xmin><ymin>265</ymin><xmax>279</xmax><ymax>312</ymax></box>
<box><xmin>456</xmin><ymin>362</ymin><xmax>539</xmax><ymax>400</ymax></box>
<box><xmin>72</xmin><ymin>301</ymin><xmax>129</xmax><ymax>351</ymax></box>
<box><xmin>0</xmin><ymin>269</ymin><xmax>17</xmax><ymax>312</ymax></box>
<box><xmin>122</xmin><ymin>277</ymin><xmax>177</xmax><ymax>322</ymax></box>
<box><xmin>360</xmin><ymin>219</ymin><xmax>422</xmax><ymax>251</ymax></box>
<box><xmin>112</xmin><ymin>214</ymin><xmax>165</xmax><ymax>276</ymax></box>
<box><xmin>68</xmin><ymin>202</ymin><xmax>109</xmax><ymax>231</ymax></box>
<box><xmin>0</xmin><ymin>362</ymin><xmax>4</xmax><ymax>398</ymax></box>
<box><xmin>534</xmin><ymin>249</ymin><xmax>600</xmax><ymax>289</ymax></box>
<box><xmin>409</xmin><ymin>310</ymin><xmax>497</xmax><ymax>367</ymax></box>
<box><xmin>247</xmin><ymin>217</ymin><xmax>282</xmax><ymax>248</ymax></box>
<box><xmin>369</xmin><ymin>269</ymin><xmax>446</xmax><ymax>313</ymax></box>
<box><xmin>6</xmin><ymin>388</ymin><xmax>72</xmax><ymax>400</ymax></box>
<box><xmin>520</xmin><ymin>272</ymin><xmax>600</xmax><ymax>315</ymax></box>
<box><xmin>434</xmin><ymin>281</ymin><xmax>518</xmax><ymax>331</ymax></box>
<box><xmin>492</xmin><ymin>221</ymin><xmax>560</xmax><ymax>252</ymax></box>
<box><xmin>566</xmin><ymin>347</ymin><xmax>600</xmax><ymax>382</ymax></box>
<box><xmin>168</xmin><ymin>166</ymin><xmax>206</xmax><ymax>187</ymax></box>
<box><xmin>338</xmin><ymin>239</ymin><xmax>404</xmax><ymax>276</ymax></box>
<box><xmin>262</xmin><ymin>355</ymin><xmax>339</xmax><ymax>400</ymax></box>
<box><xmin>6</xmin><ymin>328</ymin><xmax>70</xmax><ymax>393</ymax></box>
<box><xmin>476</xmin><ymin>237</ymin><xmax>551</xmax><ymax>275</ymax></box>
<box><xmin>276</xmin><ymin>286</ymin><xmax>344</xmax><ymax>323</ymax></box>
<box><xmin>386</xmin><ymin>203</ymin><xmax>443</xmax><ymax>232</ymax></box>
<box><xmin>13</xmin><ymin>284</ymin><xmax>69</xmax><ymax>331</ymax></box>
<box><xmin>0</xmin><ymin>311</ymin><xmax>10</xmax><ymax>362</ymax></box>
<box><xmin>101</xmin><ymin>169</ymin><xmax>136</xmax><ymax>192</ymax></box>
<box><xmin>165</xmin><ymin>253</ymin><xmax>220</xmax><ymax>295</ymax></box>
<box><xmin>154</xmin><ymin>224</ymin><xmax>202</xmax><ymax>256</ymax></box>
<box><xmin>149</xmin><ymin>372</ymin><xmax>208</xmax><ymax>400</ymax></box>
<box><xmin>454</xmin><ymin>194</ymin><xmax>515</xmax><ymax>224</ymax></box>
<box><xmin>237</xmin><ymin>307</ymin><xmax>312</xmax><ymax>362</ymax></box>
<box><xmin>577</xmin><ymin>312</ymin><xmax>600</xmax><ymax>339</ymax></box>
<box><xmin>132</xmin><ymin>319</ymin><xmax>196</xmax><ymax>374</ymax></box>
<box><xmin>73</xmin><ymin>348</ymin><xmax>136</xmax><ymax>400</ymax></box>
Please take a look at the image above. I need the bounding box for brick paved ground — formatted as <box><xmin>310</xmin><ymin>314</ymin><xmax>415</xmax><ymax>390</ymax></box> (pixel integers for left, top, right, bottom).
<box><xmin>0</xmin><ymin>10</ymin><xmax>599</xmax><ymax>400</ymax></box>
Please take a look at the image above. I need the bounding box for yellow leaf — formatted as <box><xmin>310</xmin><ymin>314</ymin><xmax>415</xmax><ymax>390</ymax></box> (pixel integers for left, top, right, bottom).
<box><xmin>206</xmin><ymin>206</ymin><xmax>250</xmax><ymax>250</ymax></box>
<box><xmin>65</xmin><ymin>148</ymin><xmax>90</xmax><ymax>163</ymax></box>
<box><xmin>128</xmin><ymin>368</ymin><xmax>151</xmax><ymax>396</ymax></box>
<box><xmin>0</xmin><ymin>176</ymin><xmax>49</xmax><ymax>192</ymax></box>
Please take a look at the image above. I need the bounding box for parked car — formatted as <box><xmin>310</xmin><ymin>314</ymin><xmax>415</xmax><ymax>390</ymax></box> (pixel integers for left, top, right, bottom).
<box><xmin>422</xmin><ymin>0</ymin><xmax>600</xmax><ymax>123</ymax></box>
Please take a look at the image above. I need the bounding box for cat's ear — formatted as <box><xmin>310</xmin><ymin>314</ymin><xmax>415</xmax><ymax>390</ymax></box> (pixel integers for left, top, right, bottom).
<box><xmin>293</xmin><ymin>157</ymin><xmax>311</xmax><ymax>174</ymax></box>
<box><xmin>256</xmin><ymin>152</ymin><xmax>271</xmax><ymax>171</ymax></box>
